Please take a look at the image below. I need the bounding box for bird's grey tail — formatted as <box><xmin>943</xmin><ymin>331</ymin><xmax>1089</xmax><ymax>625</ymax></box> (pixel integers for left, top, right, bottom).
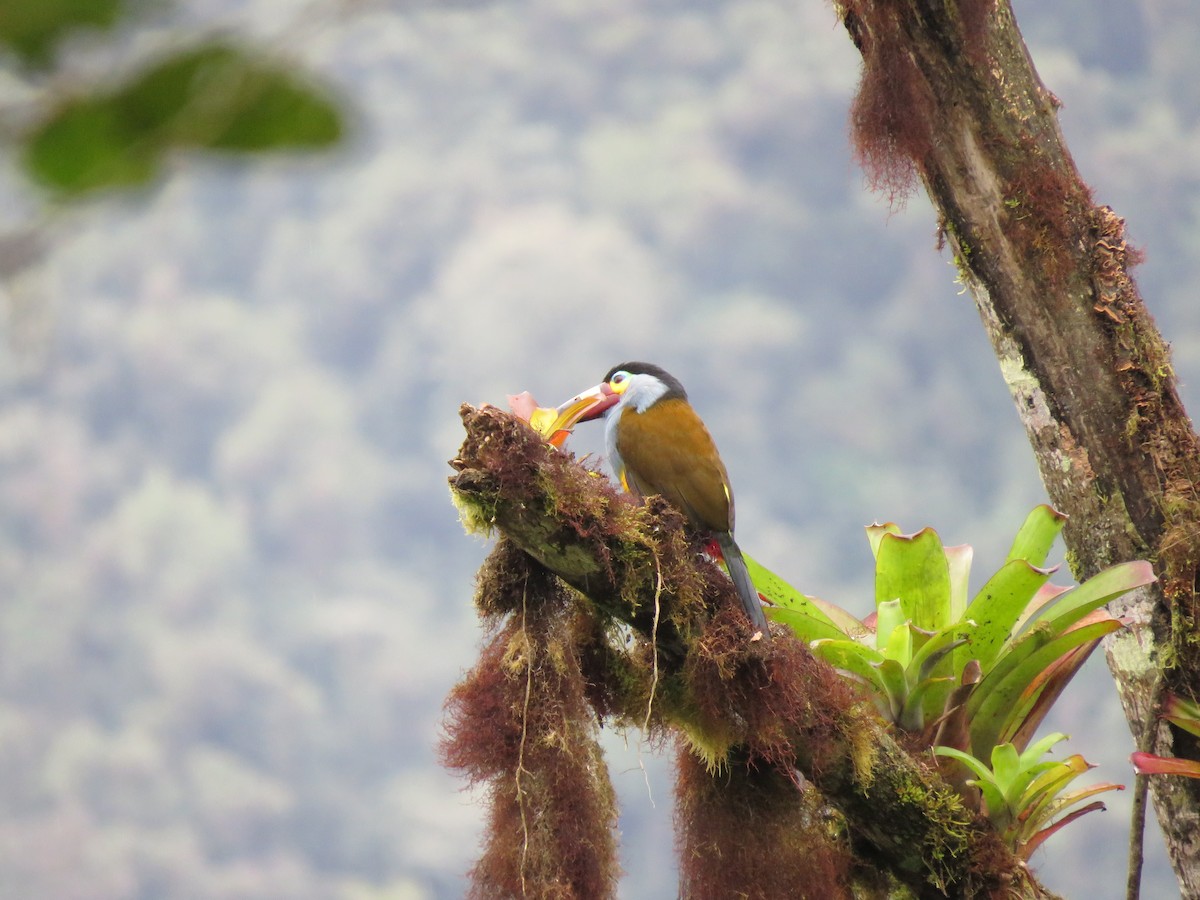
<box><xmin>714</xmin><ymin>532</ymin><xmax>771</xmax><ymax>639</ymax></box>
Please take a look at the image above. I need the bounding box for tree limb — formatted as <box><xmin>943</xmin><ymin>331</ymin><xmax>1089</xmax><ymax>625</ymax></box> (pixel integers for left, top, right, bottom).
<box><xmin>450</xmin><ymin>403</ymin><xmax>1055</xmax><ymax>899</ymax></box>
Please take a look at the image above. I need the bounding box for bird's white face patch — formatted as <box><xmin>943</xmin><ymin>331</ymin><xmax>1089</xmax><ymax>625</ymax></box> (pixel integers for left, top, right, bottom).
<box><xmin>619</xmin><ymin>373</ymin><xmax>670</xmax><ymax>414</ymax></box>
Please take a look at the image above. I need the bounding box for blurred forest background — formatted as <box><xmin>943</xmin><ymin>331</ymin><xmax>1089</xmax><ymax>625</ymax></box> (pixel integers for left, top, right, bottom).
<box><xmin>1</xmin><ymin>0</ymin><xmax>1198</xmax><ymax>897</ymax></box>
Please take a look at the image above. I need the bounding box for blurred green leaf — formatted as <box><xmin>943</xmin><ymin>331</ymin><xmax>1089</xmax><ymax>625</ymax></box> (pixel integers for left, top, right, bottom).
<box><xmin>122</xmin><ymin>44</ymin><xmax>345</xmax><ymax>151</ymax></box>
<box><xmin>0</xmin><ymin>0</ymin><xmax>123</xmax><ymax>66</ymax></box>
<box><xmin>945</xmin><ymin>543</ymin><xmax>972</xmax><ymax>622</ymax></box>
<box><xmin>22</xmin><ymin>98</ymin><xmax>157</xmax><ymax>194</ymax></box>
<box><xmin>22</xmin><ymin>41</ymin><xmax>345</xmax><ymax>195</ymax></box>
<box><xmin>874</xmin><ymin>598</ymin><xmax>905</xmax><ymax>651</ymax></box>
<box><xmin>865</xmin><ymin>521</ymin><xmax>901</xmax><ymax>559</ymax></box>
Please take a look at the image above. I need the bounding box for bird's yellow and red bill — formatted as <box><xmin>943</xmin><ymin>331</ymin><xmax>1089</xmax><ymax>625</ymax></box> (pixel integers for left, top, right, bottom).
<box><xmin>529</xmin><ymin>383</ymin><xmax>618</xmax><ymax>447</ymax></box>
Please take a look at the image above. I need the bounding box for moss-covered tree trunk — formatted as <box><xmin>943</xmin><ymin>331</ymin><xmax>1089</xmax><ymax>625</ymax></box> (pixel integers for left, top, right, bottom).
<box><xmin>833</xmin><ymin>1</ymin><xmax>1200</xmax><ymax>892</ymax></box>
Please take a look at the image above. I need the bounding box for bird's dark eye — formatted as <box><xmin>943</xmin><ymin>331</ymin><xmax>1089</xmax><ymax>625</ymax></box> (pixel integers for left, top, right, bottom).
<box><xmin>611</xmin><ymin>371</ymin><xmax>628</xmax><ymax>385</ymax></box>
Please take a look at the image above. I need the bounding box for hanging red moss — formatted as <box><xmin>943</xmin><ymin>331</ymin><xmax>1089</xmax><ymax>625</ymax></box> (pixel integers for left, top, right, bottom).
<box><xmin>441</xmin><ymin>558</ymin><xmax>620</xmax><ymax>899</ymax></box>
<box><xmin>675</xmin><ymin>744</ymin><xmax>853</xmax><ymax>899</ymax></box>
<box><xmin>676</xmin><ymin>605</ymin><xmax>862</xmax><ymax>774</ymax></box>
<box><xmin>842</xmin><ymin>0</ymin><xmax>937</xmax><ymax>204</ymax></box>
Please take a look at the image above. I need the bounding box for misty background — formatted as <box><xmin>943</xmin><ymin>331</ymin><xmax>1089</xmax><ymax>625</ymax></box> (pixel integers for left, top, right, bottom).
<box><xmin>1</xmin><ymin>0</ymin><xmax>1197</xmax><ymax>897</ymax></box>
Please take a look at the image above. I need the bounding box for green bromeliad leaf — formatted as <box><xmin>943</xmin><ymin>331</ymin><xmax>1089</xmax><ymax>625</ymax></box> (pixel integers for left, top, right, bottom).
<box><xmin>874</xmin><ymin>599</ymin><xmax>906</xmax><ymax>652</ymax></box>
<box><xmin>875</xmin><ymin>527</ymin><xmax>952</xmax><ymax>637</ymax></box>
<box><xmin>911</xmin><ymin>622</ymin><xmax>970</xmax><ymax>721</ymax></box>
<box><xmin>809</xmin><ymin>638</ymin><xmax>889</xmax><ymax>711</ymax></box>
<box><xmin>903</xmin><ymin>674</ymin><xmax>956</xmax><ymax>732</ymax></box>
<box><xmin>747</xmin><ymin>551</ymin><xmax>866</xmax><ymax>642</ymax></box>
<box><xmin>764</xmin><ymin>607</ymin><xmax>847</xmax><ymax>643</ymax></box>
<box><xmin>1034</xmin><ymin>560</ymin><xmax>1156</xmax><ymax>636</ymax></box>
<box><xmin>875</xmin><ymin>657</ymin><xmax>909</xmax><ymax>723</ymax></box>
<box><xmin>936</xmin><ymin>734</ymin><xmax>1119</xmax><ymax>859</ymax></box>
<box><xmin>865</xmin><ymin>521</ymin><xmax>902</xmax><ymax>559</ymax></box>
<box><xmin>910</xmin><ymin>621</ymin><xmax>972</xmax><ymax>679</ymax></box>
<box><xmin>881</xmin><ymin>618</ymin><xmax>914</xmax><ymax>664</ymax></box>
<box><xmin>1005</xmin><ymin>504</ymin><xmax>1067</xmax><ymax>568</ymax></box>
<box><xmin>945</xmin><ymin>543</ymin><xmax>973</xmax><ymax>623</ymax></box>
<box><xmin>963</xmin><ymin>559</ymin><xmax>1053</xmax><ymax>673</ymax></box>
<box><xmin>967</xmin><ymin>618</ymin><xmax>1124</xmax><ymax>756</ymax></box>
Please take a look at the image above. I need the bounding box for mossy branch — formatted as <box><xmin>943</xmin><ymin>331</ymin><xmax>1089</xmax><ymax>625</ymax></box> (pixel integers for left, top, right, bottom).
<box><xmin>450</xmin><ymin>403</ymin><xmax>1055</xmax><ymax>899</ymax></box>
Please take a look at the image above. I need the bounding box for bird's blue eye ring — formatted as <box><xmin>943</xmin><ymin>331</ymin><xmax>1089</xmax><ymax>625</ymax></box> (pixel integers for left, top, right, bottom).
<box><xmin>611</xmin><ymin>371</ymin><xmax>628</xmax><ymax>385</ymax></box>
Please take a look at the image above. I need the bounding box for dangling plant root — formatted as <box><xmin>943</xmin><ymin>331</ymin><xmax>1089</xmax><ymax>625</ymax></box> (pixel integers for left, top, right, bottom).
<box><xmin>514</xmin><ymin>577</ymin><xmax>535</xmax><ymax>894</ymax></box>
<box><xmin>643</xmin><ymin>546</ymin><xmax>664</xmax><ymax>734</ymax></box>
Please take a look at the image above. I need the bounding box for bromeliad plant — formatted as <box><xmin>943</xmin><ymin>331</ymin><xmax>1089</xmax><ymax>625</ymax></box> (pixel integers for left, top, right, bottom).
<box><xmin>935</xmin><ymin>733</ymin><xmax>1123</xmax><ymax>859</ymax></box>
<box><xmin>749</xmin><ymin>505</ymin><xmax>1156</xmax><ymax>857</ymax></box>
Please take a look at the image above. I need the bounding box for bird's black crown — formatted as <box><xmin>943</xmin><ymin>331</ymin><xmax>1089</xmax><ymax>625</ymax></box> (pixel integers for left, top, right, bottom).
<box><xmin>604</xmin><ymin>361</ymin><xmax>688</xmax><ymax>401</ymax></box>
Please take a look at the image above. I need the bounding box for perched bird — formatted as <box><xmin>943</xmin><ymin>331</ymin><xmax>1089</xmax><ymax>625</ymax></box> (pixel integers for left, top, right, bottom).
<box><xmin>548</xmin><ymin>362</ymin><xmax>770</xmax><ymax>638</ymax></box>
